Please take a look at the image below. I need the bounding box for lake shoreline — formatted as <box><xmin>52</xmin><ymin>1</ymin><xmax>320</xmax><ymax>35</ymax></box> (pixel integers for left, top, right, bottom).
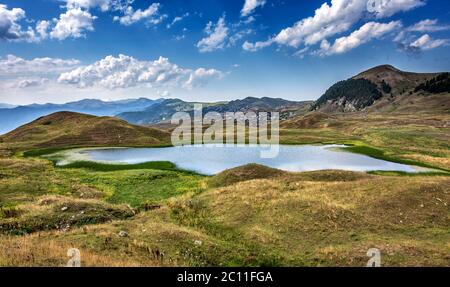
<box><xmin>36</xmin><ymin>144</ymin><xmax>448</xmax><ymax>176</ymax></box>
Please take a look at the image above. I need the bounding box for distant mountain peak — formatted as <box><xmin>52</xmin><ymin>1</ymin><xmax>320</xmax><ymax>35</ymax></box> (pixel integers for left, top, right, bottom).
<box><xmin>353</xmin><ymin>64</ymin><xmax>439</xmax><ymax>92</ymax></box>
<box><xmin>117</xmin><ymin>97</ymin><xmax>308</xmax><ymax>125</ymax></box>
<box><xmin>361</xmin><ymin>64</ymin><xmax>401</xmax><ymax>73</ymax></box>
<box><xmin>355</xmin><ymin>64</ymin><xmax>411</xmax><ymax>76</ymax></box>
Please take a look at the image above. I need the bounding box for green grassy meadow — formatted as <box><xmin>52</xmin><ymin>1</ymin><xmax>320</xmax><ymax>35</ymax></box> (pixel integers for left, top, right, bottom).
<box><xmin>0</xmin><ymin>113</ymin><xmax>449</xmax><ymax>266</ymax></box>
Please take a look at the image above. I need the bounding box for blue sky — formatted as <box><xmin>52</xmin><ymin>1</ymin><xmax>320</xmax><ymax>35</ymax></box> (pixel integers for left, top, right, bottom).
<box><xmin>1</xmin><ymin>0</ymin><xmax>450</xmax><ymax>104</ymax></box>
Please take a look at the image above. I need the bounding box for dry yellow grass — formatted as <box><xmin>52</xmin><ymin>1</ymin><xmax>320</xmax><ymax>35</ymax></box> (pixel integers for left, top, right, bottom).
<box><xmin>0</xmin><ymin>166</ymin><xmax>448</xmax><ymax>266</ymax></box>
<box><xmin>0</xmin><ymin>233</ymin><xmax>143</xmax><ymax>267</ymax></box>
<box><xmin>0</xmin><ymin>110</ymin><xmax>448</xmax><ymax>266</ymax></box>
<box><xmin>183</xmin><ymin>171</ymin><xmax>450</xmax><ymax>266</ymax></box>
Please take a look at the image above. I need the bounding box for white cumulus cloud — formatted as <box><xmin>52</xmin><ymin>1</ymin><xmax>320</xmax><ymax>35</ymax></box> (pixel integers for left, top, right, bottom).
<box><xmin>0</xmin><ymin>4</ymin><xmax>38</xmax><ymax>42</ymax></box>
<box><xmin>407</xmin><ymin>19</ymin><xmax>450</xmax><ymax>32</ymax></box>
<box><xmin>166</xmin><ymin>12</ymin><xmax>189</xmax><ymax>29</ymax></box>
<box><xmin>58</xmin><ymin>54</ymin><xmax>223</xmax><ymax>89</ymax></box>
<box><xmin>0</xmin><ymin>54</ymin><xmax>81</xmax><ymax>75</ymax></box>
<box><xmin>317</xmin><ymin>21</ymin><xmax>402</xmax><ymax>56</ymax></box>
<box><xmin>243</xmin><ymin>0</ymin><xmax>424</xmax><ymax>52</ymax></box>
<box><xmin>369</xmin><ymin>0</ymin><xmax>425</xmax><ymax>18</ymax></box>
<box><xmin>36</xmin><ymin>20</ymin><xmax>51</xmax><ymax>39</ymax></box>
<box><xmin>0</xmin><ymin>55</ymin><xmax>81</xmax><ymax>91</ymax></box>
<box><xmin>63</xmin><ymin>0</ymin><xmax>138</xmax><ymax>12</ymax></box>
<box><xmin>50</xmin><ymin>7</ymin><xmax>97</xmax><ymax>40</ymax></box>
<box><xmin>242</xmin><ymin>40</ymin><xmax>271</xmax><ymax>52</ymax></box>
<box><xmin>410</xmin><ymin>34</ymin><xmax>449</xmax><ymax>50</ymax></box>
<box><xmin>14</xmin><ymin>78</ymin><xmax>50</xmax><ymax>89</ymax></box>
<box><xmin>184</xmin><ymin>68</ymin><xmax>224</xmax><ymax>89</ymax></box>
<box><xmin>113</xmin><ymin>3</ymin><xmax>164</xmax><ymax>26</ymax></box>
<box><xmin>241</xmin><ymin>0</ymin><xmax>266</xmax><ymax>17</ymax></box>
<box><xmin>197</xmin><ymin>16</ymin><xmax>229</xmax><ymax>53</ymax></box>
<box><xmin>394</xmin><ymin>19</ymin><xmax>450</xmax><ymax>54</ymax></box>
<box><xmin>64</xmin><ymin>0</ymin><xmax>112</xmax><ymax>11</ymax></box>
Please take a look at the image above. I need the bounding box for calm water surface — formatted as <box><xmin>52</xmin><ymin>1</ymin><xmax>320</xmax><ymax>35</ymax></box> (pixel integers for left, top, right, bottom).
<box><xmin>57</xmin><ymin>145</ymin><xmax>421</xmax><ymax>175</ymax></box>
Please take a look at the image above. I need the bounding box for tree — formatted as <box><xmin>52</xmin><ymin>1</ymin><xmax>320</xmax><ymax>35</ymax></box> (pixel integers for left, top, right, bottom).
<box><xmin>313</xmin><ymin>78</ymin><xmax>382</xmax><ymax>110</ymax></box>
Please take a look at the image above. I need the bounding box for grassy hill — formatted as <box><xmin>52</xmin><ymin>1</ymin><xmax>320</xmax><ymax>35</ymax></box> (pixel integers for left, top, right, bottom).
<box><xmin>0</xmin><ymin>111</ymin><xmax>171</xmax><ymax>150</ymax></box>
<box><xmin>0</xmin><ymin>65</ymin><xmax>448</xmax><ymax>266</ymax></box>
<box><xmin>415</xmin><ymin>73</ymin><xmax>450</xmax><ymax>94</ymax></box>
<box><xmin>353</xmin><ymin>64</ymin><xmax>438</xmax><ymax>94</ymax></box>
<box><xmin>0</xmin><ymin>112</ymin><xmax>448</xmax><ymax>266</ymax></box>
<box><xmin>0</xmin><ymin>160</ymin><xmax>448</xmax><ymax>266</ymax></box>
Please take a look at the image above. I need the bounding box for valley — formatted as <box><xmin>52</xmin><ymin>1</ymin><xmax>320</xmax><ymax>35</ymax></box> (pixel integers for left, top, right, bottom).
<box><xmin>0</xmin><ymin>65</ymin><xmax>449</xmax><ymax>267</ymax></box>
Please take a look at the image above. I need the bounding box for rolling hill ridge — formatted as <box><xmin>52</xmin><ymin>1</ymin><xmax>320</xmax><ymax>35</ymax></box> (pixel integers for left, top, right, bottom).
<box><xmin>0</xmin><ymin>111</ymin><xmax>171</xmax><ymax>149</ymax></box>
<box><xmin>0</xmin><ymin>98</ymin><xmax>162</xmax><ymax>135</ymax></box>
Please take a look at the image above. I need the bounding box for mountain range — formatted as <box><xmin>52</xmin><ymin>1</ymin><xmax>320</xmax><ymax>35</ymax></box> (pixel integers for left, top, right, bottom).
<box><xmin>116</xmin><ymin>97</ymin><xmax>309</xmax><ymax>125</ymax></box>
<box><xmin>1</xmin><ymin>64</ymin><xmax>449</xmax><ymax>135</ymax></box>
<box><xmin>0</xmin><ymin>104</ymin><xmax>17</xmax><ymax>109</ymax></box>
<box><xmin>0</xmin><ymin>97</ymin><xmax>309</xmax><ymax>135</ymax></box>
